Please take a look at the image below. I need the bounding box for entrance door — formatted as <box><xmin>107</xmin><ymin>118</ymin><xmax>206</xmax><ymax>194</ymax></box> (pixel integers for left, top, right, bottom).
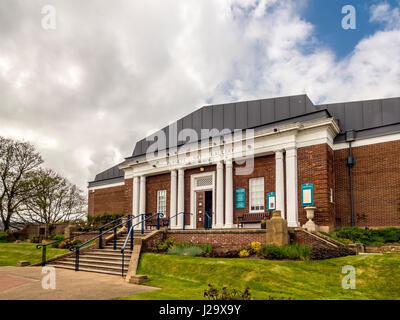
<box><xmin>196</xmin><ymin>190</ymin><xmax>213</xmax><ymax>229</ymax></box>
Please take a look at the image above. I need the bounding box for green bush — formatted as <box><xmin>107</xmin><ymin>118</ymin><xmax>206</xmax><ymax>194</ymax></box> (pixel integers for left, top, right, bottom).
<box><xmin>86</xmin><ymin>212</ymin><xmax>124</xmax><ymax>228</ymax></box>
<box><xmin>260</xmin><ymin>244</ymin><xmax>310</xmax><ymax>260</ymax></box>
<box><xmin>0</xmin><ymin>230</ymin><xmax>8</xmax><ymax>243</ymax></box>
<box><xmin>167</xmin><ymin>245</ymin><xmax>205</xmax><ymax>257</ymax></box>
<box><xmin>153</xmin><ymin>238</ymin><xmax>176</xmax><ymax>253</ymax></box>
<box><xmin>334</xmin><ymin>227</ymin><xmax>400</xmax><ymax>245</ymax></box>
<box><xmin>49</xmin><ymin>234</ymin><xmax>65</xmax><ymax>241</ymax></box>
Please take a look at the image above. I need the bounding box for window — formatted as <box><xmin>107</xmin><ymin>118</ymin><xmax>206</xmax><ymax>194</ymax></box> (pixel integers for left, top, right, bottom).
<box><xmin>157</xmin><ymin>190</ymin><xmax>167</xmax><ymax>216</ymax></box>
<box><xmin>249</xmin><ymin>177</ymin><xmax>264</xmax><ymax>212</ymax></box>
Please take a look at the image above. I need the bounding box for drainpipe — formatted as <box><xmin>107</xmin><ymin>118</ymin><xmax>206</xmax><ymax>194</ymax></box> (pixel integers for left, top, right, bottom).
<box><xmin>346</xmin><ymin>130</ymin><xmax>356</xmax><ymax>227</ymax></box>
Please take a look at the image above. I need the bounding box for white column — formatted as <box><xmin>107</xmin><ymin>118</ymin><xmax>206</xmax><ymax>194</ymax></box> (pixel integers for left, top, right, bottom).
<box><xmin>275</xmin><ymin>150</ymin><xmax>285</xmax><ymax>219</ymax></box>
<box><xmin>224</xmin><ymin>159</ymin><xmax>233</xmax><ymax>228</ymax></box>
<box><xmin>133</xmin><ymin>176</ymin><xmax>140</xmax><ymax>230</ymax></box>
<box><xmin>170</xmin><ymin>170</ymin><xmax>177</xmax><ymax>229</ymax></box>
<box><xmin>215</xmin><ymin>161</ymin><xmax>224</xmax><ymax>228</ymax></box>
<box><xmin>139</xmin><ymin>175</ymin><xmax>146</xmax><ymax>214</ymax></box>
<box><xmin>177</xmin><ymin>169</ymin><xmax>185</xmax><ymax>228</ymax></box>
<box><xmin>285</xmin><ymin>147</ymin><xmax>300</xmax><ymax>227</ymax></box>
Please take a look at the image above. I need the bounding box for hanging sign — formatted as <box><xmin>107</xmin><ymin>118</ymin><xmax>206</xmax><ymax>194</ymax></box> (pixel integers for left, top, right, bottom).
<box><xmin>301</xmin><ymin>183</ymin><xmax>314</xmax><ymax>206</ymax></box>
<box><xmin>235</xmin><ymin>188</ymin><xmax>246</xmax><ymax>209</ymax></box>
<box><xmin>266</xmin><ymin>192</ymin><xmax>276</xmax><ymax>211</ymax></box>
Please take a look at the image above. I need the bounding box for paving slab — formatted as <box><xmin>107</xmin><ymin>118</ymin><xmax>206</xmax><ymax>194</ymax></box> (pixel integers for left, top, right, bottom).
<box><xmin>0</xmin><ymin>266</ymin><xmax>158</xmax><ymax>300</ymax></box>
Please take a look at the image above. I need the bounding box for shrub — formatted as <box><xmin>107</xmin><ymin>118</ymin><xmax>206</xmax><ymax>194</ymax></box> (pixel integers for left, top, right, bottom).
<box><xmin>200</xmin><ymin>249</ymin><xmax>239</xmax><ymax>258</ymax></box>
<box><xmin>167</xmin><ymin>245</ymin><xmax>204</xmax><ymax>257</ymax></box>
<box><xmin>0</xmin><ymin>230</ymin><xmax>8</xmax><ymax>243</ymax></box>
<box><xmin>239</xmin><ymin>249</ymin><xmax>250</xmax><ymax>257</ymax></box>
<box><xmin>49</xmin><ymin>234</ymin><xmax>65</xmax><ymax>242</ymax></box>
<box><xmin>86</xmin><ymin>212</ymin><xmax>124</xmax><ymax>228</ymax></box>
<box><xmin>152</xmin><ymin>238</ymin><xmax>176</xmax><ymax>253</ymax></box>
<box><xmin>260</xmin><ymin>244</ymin><xmax>310</xmax><ymax>260</ymax></box>
<box><xmin>204</xmin><ymin>284</ymin><xmax>251</xmax><ymax>300</ymax></box>
<box><xmin>334</xmin><ymin>227</ymin><xmax>400</xmax><ymax>245</ymax></box>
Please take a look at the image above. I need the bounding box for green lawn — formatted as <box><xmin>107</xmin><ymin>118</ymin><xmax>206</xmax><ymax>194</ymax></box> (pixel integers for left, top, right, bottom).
<box><xmin>118</xmin><ymin>253</ymin><xmax>400</xmax><ymax>300</ymax></box>
<box><xmin>0</xmin><ymin>243</ymin><xmax>69</xmax><ymax>266</ymax></box>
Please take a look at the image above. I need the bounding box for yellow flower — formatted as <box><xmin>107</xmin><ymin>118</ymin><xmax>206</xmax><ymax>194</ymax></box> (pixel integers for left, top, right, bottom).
<box><xmin>250</xmin><ymin>241</ymin><xmax>261</xmax><ymax>253</ymax></box>
<box><xmin>239</xmin><ymin>249</ymin><xmax>250</xmax><ymax>257</ymax></box>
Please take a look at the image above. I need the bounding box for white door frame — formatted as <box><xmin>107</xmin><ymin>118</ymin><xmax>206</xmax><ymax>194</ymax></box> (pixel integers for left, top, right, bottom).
<box><xmin>190</xmin><ymin>171</ymin><xmax>215</xmax><ymax>229</ymax></box>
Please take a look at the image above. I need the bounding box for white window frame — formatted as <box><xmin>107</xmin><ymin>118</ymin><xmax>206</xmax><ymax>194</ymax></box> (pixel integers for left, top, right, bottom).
<box><xmin>157</xmin><ymin>190</ymin><xmax>167</xmax><ymax>216</ymax></box>
<box><xmin>249</xmin><ymin>177</ymin><xmax>265</xmax><ymax>213</ymax></box>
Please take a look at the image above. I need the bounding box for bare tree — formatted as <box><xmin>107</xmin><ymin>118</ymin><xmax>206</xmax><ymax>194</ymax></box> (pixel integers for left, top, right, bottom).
<box><xmin>0</xmin><ymin>137</ymin><xmax>43</xmax><ymax>231</ymax></box>
<box><xmin>17</xmin><ymin>168</ymin><xmax>86</xmax><ymax>225</ymax></box>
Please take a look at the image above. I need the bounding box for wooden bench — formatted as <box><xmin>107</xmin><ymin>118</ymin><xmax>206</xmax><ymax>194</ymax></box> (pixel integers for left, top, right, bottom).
<box><xmin>237</xmin><ymin>212</ymin><xmax>271</xmax><ymax>228</ymax></box>
<box><xmin>144</xmin><ymin>214</ymin><xmax>169</xmax><ymax>229</ymax></box>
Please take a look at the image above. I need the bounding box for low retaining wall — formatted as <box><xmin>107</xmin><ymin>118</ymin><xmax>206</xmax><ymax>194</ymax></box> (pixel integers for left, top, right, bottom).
<box><xmin>365</xmin><ymin>244</ymin><xmax>400</xmax><ymax>253</ymax></box>
<box><xmin>164</xmin><ymin>229</ymin><xmax>266</xmax><ymax>250</ymax></box>
<box><xmin>139</xmin><ymin>228</ymin><xmax>357</xmax><ymax>259</ymax></box>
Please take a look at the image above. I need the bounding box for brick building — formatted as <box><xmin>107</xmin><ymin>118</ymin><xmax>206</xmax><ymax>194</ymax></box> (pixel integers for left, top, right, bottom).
<box><xmin>88</xmin><ymin>94</ymin><xmax>400</xmax><ymax>232</ymax></box>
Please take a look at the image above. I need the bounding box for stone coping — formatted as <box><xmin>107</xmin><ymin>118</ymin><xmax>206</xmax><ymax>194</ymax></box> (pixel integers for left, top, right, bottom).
<box><xmin>166</xmin><ymin>229</ymin><xmax>265</xmax><ymax>234</ymax></box>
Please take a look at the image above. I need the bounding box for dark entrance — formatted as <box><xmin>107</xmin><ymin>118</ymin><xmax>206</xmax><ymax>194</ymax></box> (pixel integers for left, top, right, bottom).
<box><xmin>196</xmin><ymin>190</ymin><xmax>213</xmax><ymax>229</ymax></box>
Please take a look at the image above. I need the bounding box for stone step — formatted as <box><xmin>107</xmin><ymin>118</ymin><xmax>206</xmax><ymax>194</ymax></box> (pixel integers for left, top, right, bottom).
<box><xmin>54</xmin><ymin>260</ymin><xmax>128</xmax><ymax>273</ymax></box>
<box><xmin>53</xmin><ymin>264</ymin><xmax>124</xmax><ymax>276</ymax></box>
<box><xmin>63</xmin><ymin>257</ymin><xmax>130</xmax><ymax>268</ymax></box>
<box><xmin>89</xmin><ymin>249</ymin><xmax>132</xmax><ymax>256</ymax></box>
<box><xmin>79</xmin><ymin>254</ymin><xmax>130</xmax><ymax>261</ymax></box>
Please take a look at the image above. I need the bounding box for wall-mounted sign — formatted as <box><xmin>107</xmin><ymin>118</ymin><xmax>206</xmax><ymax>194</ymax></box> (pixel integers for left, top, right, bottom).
<box><xmin>266</xmin><ymin>192</ymin><xmax>276</xmax><ymax>211</ymax></box>
<box><xmin>235</xmin><ymin>188</ymin><xmax>246</xmax><ymax>209</ymax></box>
<box><xmin>301</xmin><ymin>183</ymin><xmax>314</xmax><ymax>206</ymax></box>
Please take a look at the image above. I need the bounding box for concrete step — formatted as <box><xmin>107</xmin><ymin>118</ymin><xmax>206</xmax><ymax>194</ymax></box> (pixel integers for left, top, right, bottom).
<box><xmin>79</xmin><ymin>254</ymin><xmax>130</xmax><ymax>262</ymax></box>
<box><xmin>89</xmin><ymin>249</ymin><xmax>132</xmax><ymax>257</ymax></box>
<box><xmin>54</xmin><ymin>260</ymin><xmax>128</xmax><ymax>273</ymax></box>
<box><xmin>63</xmin><ymin>257</ymin><xmax>130</xmax><ymax>268</ymax></box>
<box><xmin>53</xmin><ymin>264</ymin><xmax>125</xmax><ymax>276</ymax></box>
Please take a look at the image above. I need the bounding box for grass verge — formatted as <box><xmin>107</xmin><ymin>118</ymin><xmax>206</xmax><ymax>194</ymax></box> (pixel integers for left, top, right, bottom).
<box><xmin>117</xmin><ymin>253</ymin><xmax>400</xmax><ymax>300</ymax></box>
<box><xmin>0</xmin><ymin>242</ymin><xmax>69</xmax><ymax>266</ymax></box>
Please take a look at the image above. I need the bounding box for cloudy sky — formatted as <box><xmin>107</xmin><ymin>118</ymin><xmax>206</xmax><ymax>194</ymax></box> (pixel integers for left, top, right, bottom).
<box><xmin>0</xmin><ymin>0</ymin><xmax>399</xmax><ymax>192</ymax></box>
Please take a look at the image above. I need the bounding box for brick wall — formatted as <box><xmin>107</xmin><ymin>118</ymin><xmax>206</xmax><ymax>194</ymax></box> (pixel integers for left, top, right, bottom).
<box><xmin>334</xmin><ymin>140</ymin><xmax>400</xmax><ymax>228</ymax></box>
<box><xmin>233</xmin><ymin>155</ymin><xmax>275</xmax><ymax>224</ymax></box>
<box><xmin>164</xmin><ymin>230</ymin><xmax>266</xmax><ymax>250</ymax></box>
<box><xmin>297</xmin><ymin>144</ymin><xmax>334</xmax><ymax>231</ymax></box>
<box><xmin>88</xmin><ymin>183</ymin><xmax>127</xmax><ymax>216</ymax></box>
<box><xmin>146</xmin><ymin>173</ymin><xmax>171</xmax><ymax>217</ymax></box>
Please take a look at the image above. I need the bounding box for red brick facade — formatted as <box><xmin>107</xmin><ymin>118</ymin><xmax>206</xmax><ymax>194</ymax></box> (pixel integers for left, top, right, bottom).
<box><xmin>297</xmin><ymin>144</ymin><xmax>335</xmax><ymax>231</ymax></box>
<box><xmin>233</xmin><ymin>155</ymin><xmax>275</xmax><ymax>224</ymax></box>
<box><xmin>334</xmin><ymin>140</ymin><xmax>400</xmax><ymax>228</ymax></box>
<box><xmin>88</xmin><ymin>140</ymin><xmax>400</xmax><ymax>230</ymax></box>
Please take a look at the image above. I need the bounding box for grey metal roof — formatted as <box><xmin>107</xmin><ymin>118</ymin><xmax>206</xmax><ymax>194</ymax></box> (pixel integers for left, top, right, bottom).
<box><xmin>88</xmin><ymin>164</ymin><xmax>124</xmax><ymax>187</ymax></box>
<box><xmin>89</xmin><ymin>94</ymin><xmax>400</xmax><ymax>186</ymax></box>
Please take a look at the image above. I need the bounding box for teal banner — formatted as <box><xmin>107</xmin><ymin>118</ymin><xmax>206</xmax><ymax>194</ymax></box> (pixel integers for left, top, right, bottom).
<box><xmin>235</xmin><ymin>188</ymin><xmax>245</xmax><ymax>209</ymax></box>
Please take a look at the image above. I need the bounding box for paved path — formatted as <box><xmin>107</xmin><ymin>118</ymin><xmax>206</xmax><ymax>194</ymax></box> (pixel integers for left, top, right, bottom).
<box><xmin>0</xmin><ymin>266</ymin><xmax>158</xmax><ymax>300</ymax></box>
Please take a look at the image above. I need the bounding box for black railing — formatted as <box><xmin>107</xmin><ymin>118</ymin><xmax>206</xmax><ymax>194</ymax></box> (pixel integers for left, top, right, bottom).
<box><xmin>36</xmin><ymin>214</ymin><xmax>130</xmax><ymax>266</ymax></box>
<box><xmin>69</xmin><ymin>215</ymin><xmax>137</xmax><ymax>271</ymax></box>
<box><xmin>166</xmin><ymin>212</ymin><xmax>193</xmax><ymax>230</ymax></box>
<box><xmin>204</xmin><ymin>211</ymin><xmax>213</xmax><ymax>230</ymax></box>
<box><xmin>120</xmin><ymin>212</ymin><xmax>164</xmax><ymax>277</ymax></box>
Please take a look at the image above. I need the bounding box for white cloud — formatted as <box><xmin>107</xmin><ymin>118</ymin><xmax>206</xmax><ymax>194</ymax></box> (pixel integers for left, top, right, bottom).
<box><xmin>370</xmin><ymin>2</ymin><xmax>400</xmax><ymax>29</ymax></box>
<box><xmin>0</xmin><ymin>0</ymin><xmax>399</xmax><ymax>192</ymax></box>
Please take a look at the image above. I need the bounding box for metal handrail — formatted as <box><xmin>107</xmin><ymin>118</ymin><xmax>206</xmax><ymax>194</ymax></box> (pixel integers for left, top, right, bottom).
<box><xmin>69</xmin><ymin>214</ymin><xmax>138</xmax><ymax>271</ymax></box>
<box><xmin>120</xmin><ymin>212</ymin><xmax>164</xmax><ymax>277</ymax></box>
<box><xmin>36</xmin><ymin>214</ymin><xmax>129</xmax><ymax>266</ymax></box>
<box><xmin>204</xmin><ymin>211</ymin><xmax>213</xmax><ymax>230</ymax></box>
<box><xmin>166</xmin><ymin>212</ymin><xmax>193</xmax><ymax>230</ymax></box>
